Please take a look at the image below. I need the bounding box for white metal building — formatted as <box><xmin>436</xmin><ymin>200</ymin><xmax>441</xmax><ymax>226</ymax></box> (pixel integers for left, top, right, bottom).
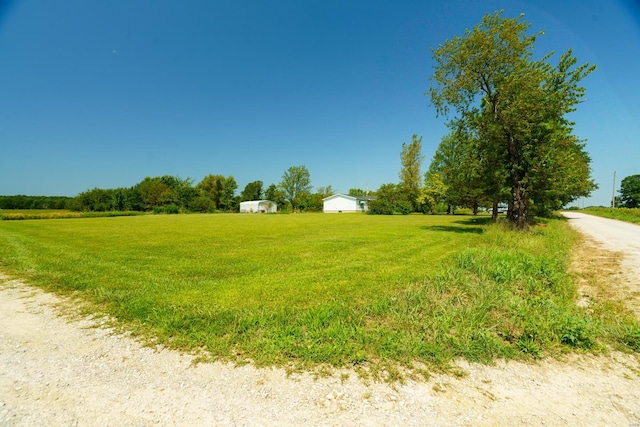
<box><xmin>239</xmin><ymin>200</ymin><xmax>277</xmax><ymax>213</ymax></box>
<box><xmin>322</xmin><ymin>194</ymin><xmax>375</xmax><ymax>213</ymax></box>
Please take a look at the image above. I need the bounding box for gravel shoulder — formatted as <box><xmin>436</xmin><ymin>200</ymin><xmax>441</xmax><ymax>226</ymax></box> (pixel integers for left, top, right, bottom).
<box><xmin>2</xmin><ymin>214</ymin><xmax>640</xmax><ymax>426</ymax></box>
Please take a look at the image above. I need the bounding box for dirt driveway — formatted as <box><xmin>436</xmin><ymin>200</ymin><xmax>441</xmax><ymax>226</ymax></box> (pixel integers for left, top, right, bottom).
<box><xmin>1</xmin><ymin>214</ymin><xmax>640</xmax><ymax>426</ymax></box>
<box><xmin>562</xmin><ymin>211</ymin><xmax>640</xmax><ymax>316</ymax></box>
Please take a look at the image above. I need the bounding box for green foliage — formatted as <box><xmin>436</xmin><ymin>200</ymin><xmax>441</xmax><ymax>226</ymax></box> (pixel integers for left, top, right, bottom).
<box><xmin>240</xmin><ymin>180</ymin><xmax>263</xmax><ymax>202</ymax></box>
<box><xmin>279</xmin><ymin>165</ymin><xmax>312</xmax><ymax>213</ymax></box>
<box><xmin>0</xmin><ymin>195</ymin><xmax>72</xmax><ymax>210</ymax></box>
<box><xmin>196</xmin><ymin>174</ymin><xmax>238</xmax><ymax>211</ymax></box>
<box><xmin>429</xmin><ymin>11</ymin><xmax>596</xmax><ymax>229</ymax></box>
<box><xmin>164</xmin><ymin>204</ymin><xmax>180</xmax><ymax>214</ymax></box>
<box><xmin>398</xmin><ymin>134</ymin><xmax>424</xmax><ymax>211</ymax></box>
<box><xmin>420</xmin><ymin>172</ymin><xmax>448</xmax><ymax>214</ymax></box>
<box><xmin>368</xmin><ymin>183</ymin><xmax>411</xmax><ymax>215</ymax></box>
<box><xmin>427</xmin><ymin>130</ymin><xmax>494</xmax><ymax>216</ymax></box>
<box><xmin>557</xmin><ymin>315</ymin><xmax>596</xmax><ymax>349</ymax></box>
<box><xmin>619</xmin><ymin>174</ymin><xmax>640</xmax><ymax>208</ymax></box>
<box><xmin>137</xmin><ymin>177</ymin><xmax>173</xmax><ymax>209</ymax></box>
<box><xmin>620</xmin><ymin>323</ymin><xmax>640</xmax><ymax>350</ymax></box>
<box><xmin>348</xmin><ymin>188</ymin><xmax>366</xmax><ymax>196</ymax></box>
<box><xmin>303</xmin><ymin>185</ymin><xmax>334</xmax><ymax>212</ymax></box>
<box><xmin>189</xmin><ymin>196</ymin><xmax>215</xmax><ymax>213</ymax></box>
<box><xmin>264</xmin><ymin>184</ymin><xmax>286</xmax><ymax>208</ymax></box>
<box><xmin>70</xmin><ymin>175</ymin><xmax>201</xmax><ymax>213</ymax></box>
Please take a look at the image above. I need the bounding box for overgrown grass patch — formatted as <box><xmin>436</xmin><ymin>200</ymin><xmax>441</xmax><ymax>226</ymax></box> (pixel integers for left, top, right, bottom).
<box><xmin>0</xmin><ymin>213</ymin><xmax>637</xmax><ymax>379</ymax></box>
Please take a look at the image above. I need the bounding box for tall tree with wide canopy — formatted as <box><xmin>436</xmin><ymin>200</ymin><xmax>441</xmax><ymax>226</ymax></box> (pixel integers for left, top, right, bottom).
<box><xmin>197</xmin><ymin>174</ymin><xmax>237</xmax><ymax>210</ymax></box>
<box><xmin>429</xmin><ymin>11</ymin><xmax>596</xmax><ymax>228</ymax></box>
<box><xmin>279</xmin><ymin>165</ymin><xmax>312</xmax><ymax>213</ymax></box>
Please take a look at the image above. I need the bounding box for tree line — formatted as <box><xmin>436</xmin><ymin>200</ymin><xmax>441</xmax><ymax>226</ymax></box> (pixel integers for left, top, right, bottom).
<box><xmin>58</xmin><ymin>165</ymin><xmax>342</xmax><ymax>214</ymax></box>
<box><xmin>0</xmin><ymin>167</ymin><xmax>371</xmax><ymax>214</ymax></box>
<box><xmin>0</xmin><ymin>195</ymin><xmax>72</xmax><ymax>210</ymax></box>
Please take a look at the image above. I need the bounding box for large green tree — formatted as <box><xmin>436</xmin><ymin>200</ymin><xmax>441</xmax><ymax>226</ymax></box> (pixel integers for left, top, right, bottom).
<box><xmin>429</xmin><ymin>11</ymin><xmax>596</xmax><ymax>228</ymax></box>
<box><xmin>399</xmin><ymin>134</ymin><xmax>424</xmax><ymax>211</ymax></box>
<box><xmin>197</xmin><ymin>174</ymin><xmax>224</xmax><ymax>209</ymax></box>
<box><xmin>219</xmin><ymin>176</ymin><xmax>238</xmax><ymax>211</ymax></box>
<box><xmin>197</xmin><ymin>174</ymin><xmax>237</xmax><ymax>210</ymax></box>
<box><xmin>620</xmin><ymin>174</ymin><xmax>640</xmax><ymax>208</ymax></box>
<box><xmin>137</xmin><ymin>177</ymin><xmax>172</xmax><ymax>210</ymax></box>
<box><xmin>419</xmin><ymin>171</ymin><xmax>447</xmax><ymax>214</ymax></box>
<box><xmin>279</xmin><ymin>165</ymin><xmax>312</xmax><ymax>213</ymax></box>
<box><xmin>264</xmin><ymin>183</ymin><xmax>285</xmax><ymax>207</ymax></box>
<box><xmin>368</xmin><ymin>183</ymin><xmax>412</xmax><ymax>215</ymax></box>
<box><xmin>240</xmin><ymin>180</ymin><xmax>263</xmax><ymax>202</ymax></box>
<box><xmin>428</xmin><ymin>129</ymin><xmax>491</xmax><ymax>216</ymax></box>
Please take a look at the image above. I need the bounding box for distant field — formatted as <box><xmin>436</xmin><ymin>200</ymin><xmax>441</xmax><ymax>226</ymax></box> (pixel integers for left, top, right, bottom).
<box><xmin>579</xmin><ymin>207</ymin><xmax>640</xmax><ymax>224</ymax></box>
<box><xmin>0</xmin><ymin>209</ymin><xmax>75</xmax><ymax>218</ymax></box>
<box><xmin>0</xmin><ymin>213</ymin><xmax>637</xmax><ymax>378</ymax></box>
<box><xmin>0</xmin><ymin>209</ymin><xmax>143</xmax><ymax>220</ymax></box>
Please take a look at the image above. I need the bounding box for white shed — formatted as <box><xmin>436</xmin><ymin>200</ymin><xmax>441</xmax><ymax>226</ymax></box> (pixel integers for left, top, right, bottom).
<box><xmin>322</xmin><ymin>194</ymin><xmax>375</xmax><ymax>213</ymax></box>
<box><xmin>239</xmin><ymin>200</ymin><xmax>277</xmax><ymax>213</ymax></box>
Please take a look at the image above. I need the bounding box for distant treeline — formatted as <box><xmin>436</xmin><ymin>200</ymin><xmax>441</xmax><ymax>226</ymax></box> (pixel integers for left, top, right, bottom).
<box><xmin>0</xmin><ymin>195</ymin><xmax>72</xmax><ymax>210</ymax></box>
<box><xmin>2</xmin><ymin>174</ymin><xmax>341</xmax><ymax>214</ymax></box>
<box><xmin>69</xmin><ymin>175</ymin><xmax>242</xmax><ymax>213</ymax></box>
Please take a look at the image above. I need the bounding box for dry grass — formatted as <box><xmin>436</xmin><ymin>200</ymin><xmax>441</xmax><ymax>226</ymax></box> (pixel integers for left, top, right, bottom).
<box><xmin>570</xmin><ymin>235</ymin><xmax>640</xmax><ymax>318</ymax></box>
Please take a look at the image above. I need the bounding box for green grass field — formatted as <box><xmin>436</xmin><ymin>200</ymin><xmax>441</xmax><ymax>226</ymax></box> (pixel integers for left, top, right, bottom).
<box><xmin>0</xmin><ymin>213</ymin><xmax>638</xmax><ymax>379</ymax></box>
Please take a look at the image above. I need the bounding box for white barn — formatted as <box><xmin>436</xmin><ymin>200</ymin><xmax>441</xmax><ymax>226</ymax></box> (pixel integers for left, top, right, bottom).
<box><xmin>239</xmin><ymin>200</ymin><xmax>277</xmax><ymax>213</ymax></box>
<box><xmin>322</xmin><ymin>194</ymin><xmax>375</xmax><ymax>213</ymax></box>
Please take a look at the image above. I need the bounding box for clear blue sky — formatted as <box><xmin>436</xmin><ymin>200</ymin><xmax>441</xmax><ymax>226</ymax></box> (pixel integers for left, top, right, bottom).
<box><xmin>1</xmin><ymin>0</ymin><xmax>638</xmax><ymax>206</ymax></box>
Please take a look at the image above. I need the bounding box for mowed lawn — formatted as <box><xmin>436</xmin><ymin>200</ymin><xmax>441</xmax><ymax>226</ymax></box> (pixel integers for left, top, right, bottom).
<box><xmin>0</xmin><ymin>213</ymin><xmax>468</xmax><ymax>309</ymax></box>
<box><xmin>1</xmin><ymin>213</ymin><xmax>638</xmax><ymax>377</ymax></box>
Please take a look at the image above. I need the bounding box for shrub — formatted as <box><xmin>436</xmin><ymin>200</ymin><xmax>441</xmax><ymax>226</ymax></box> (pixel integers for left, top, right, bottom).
<box><xmin>165</xmin><ymin>204</ymin><xmax>180</xmax><ymax>214</ymax></box>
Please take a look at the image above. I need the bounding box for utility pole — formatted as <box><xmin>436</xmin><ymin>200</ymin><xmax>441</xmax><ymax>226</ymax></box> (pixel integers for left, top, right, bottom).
<box><xmin>611</xmin><ymin>171</ymin><xmax>616</xmax><ymax>209</ymax></box>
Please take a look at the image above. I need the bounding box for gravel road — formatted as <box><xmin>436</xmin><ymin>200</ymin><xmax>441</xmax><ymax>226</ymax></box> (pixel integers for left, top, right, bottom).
<box><xmin>1</xmin><ymin>214</ymin><xmax>640</xmax><ymax>426</ymax></box>
<box><xmin>562</xmin><ymin>211</ymin><xmax>640</xmax><ymax>314</ymax></box>
<box><xmin>562</xmin><ymin>211</ymin><xmax>640</xmax><ymax>276</ymax></box>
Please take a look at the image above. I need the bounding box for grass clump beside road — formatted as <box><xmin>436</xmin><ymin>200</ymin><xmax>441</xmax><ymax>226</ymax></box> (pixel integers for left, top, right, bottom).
<box><xmin>0</xmin><ymin>213</ymin><xmax>637</xmax><ymax>379</ymax></box>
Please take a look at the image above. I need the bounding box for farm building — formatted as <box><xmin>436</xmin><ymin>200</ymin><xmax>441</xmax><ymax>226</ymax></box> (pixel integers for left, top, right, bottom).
<box><xmin>322</xmin><ymin>194</ymin><xmax>376</xmax><ymax>213</ymax></box>
<box><xmin>239</xmin><ymin>200</ymin><xmax>277</xmax><ymax>213</ymax></box>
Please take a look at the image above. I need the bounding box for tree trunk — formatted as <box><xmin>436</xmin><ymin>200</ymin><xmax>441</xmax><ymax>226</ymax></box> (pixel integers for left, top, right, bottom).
<box><xmin>507</xmin><ymin>134</ymin><xmax>529</xmax><ymax>229</ymax></box>
<box><xmin>511</xmin><ymin>181</ymin><xmax>528</xmax><ymax>229</ymax></box>
<box><xmin>491</xmin><ymin>200</ymin><xmax>499</xmax><ymax>223</ymax></box>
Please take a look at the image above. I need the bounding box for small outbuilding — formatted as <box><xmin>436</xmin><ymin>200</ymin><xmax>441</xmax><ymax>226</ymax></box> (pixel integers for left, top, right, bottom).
<box><xmin>322</xmin><ymin>194</ymin><xmax>376</xmax><ymax>213</ymax></box>
<box><xmin>239</xmin><ymin>200</ymin><xmax>277</xmax><ymax>213</ymax></box>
